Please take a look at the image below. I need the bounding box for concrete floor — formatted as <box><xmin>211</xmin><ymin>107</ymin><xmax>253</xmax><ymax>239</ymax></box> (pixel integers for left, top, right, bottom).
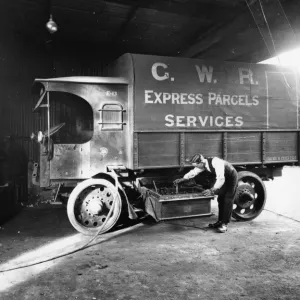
<box><xmin>0</xmin><ymin>166</ymin><xmax>300</xmax><ymax>300</ymax></box>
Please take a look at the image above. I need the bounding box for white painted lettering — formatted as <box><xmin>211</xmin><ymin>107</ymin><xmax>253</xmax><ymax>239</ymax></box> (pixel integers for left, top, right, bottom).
<box><xmin>223</xmin><ymin>95</ymin><xmax>231</xmax><ymax>105</ymax></box>
<box><xmin>231</xmin><ymin>95</ymin><xmax>238</xmax><ymax>105</ymax></box>
<box><xmin>216</xmin><ymin>94</ymin><xmax>223</xmax><ymax>105</ymax></box>
<box><xmin>208</xmin><ymin>92</ymin><xmax>216</xmax><ymax>105</ymax></box>
<box><xmin>187</xmin><ymin>116</ymin><xmax>197</xmax><ymax>127</ymax></box>
<box><xmin>163</xmin><ymin>93</ymin><xmax>172</xmax><ymax>103</ymax></box>
<box><xmin>239</xmin><ymin>68</ymin><xmax>254</xmax><ymax>85</ymax></box>
<box><xmin>245</xmin><ymin>95</ymin><xmax>251</xmax><ymax>106</ymax></box>
<box><xmin>154</xmin><ymin>92</ymin><xmax>162</xmax><ymax>104</ymax></box>
<box><xmin>172</xmin><ymin>93</ymin><xmax>180</xmax><ymax>104</ymax></box>
<box><xmin>180</xmin><ymin>93</ymin><xmax>188</xmax><ymax>104</ymax></box>
<box><xmin>215</xmin><ymin>116</ymin><xmax>224</xmax><ymax>127</ymax></box>
<box><xmin>165</xmin><ymin>114</ymin><xmax>174</xmax><ymax>127</ymax></box>
<box><xmin>238</xmin><ymin>95</ymin><xmax>246</xmax><ymax>106</ymax></box>
<box><xmin>188</xmin><ymin>94</ymin><xmax>195</xmax><ymax>104</ymax></box>
<box><xmin>252</xmin><ymin>95</ymin><xmax>259</xmax><ymax>105</ymax></box>
<box><xmin>145</xmin><ymin>90</ymin><xmax>153</xmax><ymax>103</ymax></box>
<box><xmin>164</xmin><ymin>115</ymin><xmax>244</xmax><ymax>128</ymax></box>
<box><xmin>176</xmin><ymin>116</ymin><xmax>186</xmax><ymax>127</ymax></box>
<box><xmin>225</xmin><ymin>116</ymin><xmax>234</xmax><ymax>127</ymax></box>
<box><xmin>235</xmin><ymin>116</ymin><xmax>244</xmax><ymax>127</ymax></box>
<box><xmin>152</xmin><ymin>62</ymin><xmax>169</xmax><ymax>81</ymax></box>
<box><xmin>195</xmin><ymin>94</ymin><xmax>203</xmax><ymax>104</ymax></box>
<box><xmin>195</xmin><ymin>65</ymin><xmax>213</xmax><ymax>83</ymax></box>
<box><xmin>198</xmin><ymin>116</ymin><xmax>208</xmax><ymax>126</ymax></box>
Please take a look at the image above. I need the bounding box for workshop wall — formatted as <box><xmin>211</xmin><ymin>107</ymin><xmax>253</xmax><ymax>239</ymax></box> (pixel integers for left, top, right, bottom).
<box><xmin>0</xmin><ymin>29</ymin><xmax>114</xmax><ymax>210</ymax></box>
<box><xmin>0</xmin><ymin>22</ymin><xmax>53</xmax><ymax>214</ymax></box>
<box><xmin>0</xmin><ymin>8</ymin><xmax>115</xmax><ymax>213</ymax></box>
<box><xmin>0</xmin><ymin>33</ymin><xmax>52</xmax><ymax>158</ymax></box>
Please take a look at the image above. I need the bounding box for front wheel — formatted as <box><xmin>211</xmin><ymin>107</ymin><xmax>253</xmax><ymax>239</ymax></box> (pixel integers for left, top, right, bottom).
<box><xmin>232</xmin><ymin>171</ymin><xmax>267</xmax><ymax>221</ymax></box>
<box><xmin>67</xmin><ymin>178</ymin><xmax>122</xmax><ymax>235</ymax></box>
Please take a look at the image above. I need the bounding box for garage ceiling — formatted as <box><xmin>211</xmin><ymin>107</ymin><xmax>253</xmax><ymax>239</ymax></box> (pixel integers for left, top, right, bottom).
<box><xmin>4</xmin><ymin>0</ymin><xmax>300</xmax><ymax>62</ymax></box>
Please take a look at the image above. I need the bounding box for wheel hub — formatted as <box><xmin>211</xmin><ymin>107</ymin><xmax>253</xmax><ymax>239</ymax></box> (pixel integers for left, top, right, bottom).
<box><xmin>235</xmin><ymin>183</ymin><xmax>255</xmax><ymax>209</ymax></box>
<box><xmin>78</xmin><ymin>186</ymin><xmax>114</xmax><ymax>228</ymax></box>
<box><xmin>86</xmin><ymin>199</ymin><xmax>103</xmax><ymax>215</ymax></box>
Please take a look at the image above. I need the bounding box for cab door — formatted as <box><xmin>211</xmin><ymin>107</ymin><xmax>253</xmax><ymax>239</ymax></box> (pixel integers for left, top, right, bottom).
<box><xmin>89</xmin><ymin>84</ymin><xmax>128</xmax><ymax>175</ymax></box>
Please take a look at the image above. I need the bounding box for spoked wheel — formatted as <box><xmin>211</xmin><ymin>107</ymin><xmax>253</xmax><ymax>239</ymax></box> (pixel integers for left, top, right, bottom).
<box><xmin>232</xmin><ymin>171</ymin><xmax>267</xmax><ymax>221</ymax></box>
<box><xmin>67</xmin><ymin>179</ymin><xmax>122</xmax><ymax>235</ymax></box>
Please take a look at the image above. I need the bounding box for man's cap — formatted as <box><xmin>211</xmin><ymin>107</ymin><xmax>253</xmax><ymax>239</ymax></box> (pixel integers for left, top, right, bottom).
<box><xmin>188</xmin><ymin>153</ymin><xmax>204</xmax><ymax>164</ymax></box>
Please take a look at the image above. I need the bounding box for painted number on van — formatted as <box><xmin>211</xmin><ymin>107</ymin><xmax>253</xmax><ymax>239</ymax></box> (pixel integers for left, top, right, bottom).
<box><xmin>106</xmin><ymin>91</ymin><xmax>118</xmax><ymax>97</ymax></box>
<box><xmin>266</xmin><ymin>155</ymin><xmax>297</xmax><ymax>161</ymax></box>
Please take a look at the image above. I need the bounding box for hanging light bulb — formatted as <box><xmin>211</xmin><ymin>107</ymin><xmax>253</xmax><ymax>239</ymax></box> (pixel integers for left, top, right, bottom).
<box><xmin>46</xmin><ymin>15</ymin><xmax>58</xmax><ymax>34</ymax></box>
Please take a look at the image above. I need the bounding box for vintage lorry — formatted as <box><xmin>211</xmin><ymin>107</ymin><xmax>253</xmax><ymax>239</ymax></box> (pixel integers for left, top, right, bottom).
<box><xmin>31</xmin><ymin>53</ymin><xmax>300</xmax><ymax>235</ymax></box>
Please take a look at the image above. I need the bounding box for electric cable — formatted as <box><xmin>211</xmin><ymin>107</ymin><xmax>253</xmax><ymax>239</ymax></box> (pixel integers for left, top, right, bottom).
<box><xmin>276</xmin><ymin>0</ymin><xmax>297</xmax><ymax>37</ymax></box>
<box><xmin>244</xmin><ymin>0</ymin><xmax>300</xmax><ymax>131</ymax></box>
<box><xmin>0</xmin><ymin>187</ymin><xmax>118</xmax><ymax>273</ymax></box>
<box><xmin>167</xmin><ymin>208</ymin><xmax>300</xmax><ymax>231</ymax></box>
<box><xmin>245</xmin><ymin>0</ymin><xmax>273</xmax><ymax>59</ymax></box>
<box><xmin>245</xmin><ymin>0</ymin><xmax>277</xmax><ymax>59</ymax></box>
<box><xmin>164</xmin><ymin>222</ymin><xmax>209</xmax><ymax>231</ymax></box>
<box><xmin>1</xmin><ymin>204</ymin><xmax>296</xmax><ymax>273</ymax></box>
<box><xmin>258</xmin><ymin>0</ymin><xmax>281</xmax><ymax>64</ymax></box>
<box><xmin>245</xmin><ymin>0</ymin><xmax>294</xmax><ymax>91</ymax></box>
<box><xmin>257</xmin><ymin>0</ymin><xmax>291</xmax><ymax>89</ymax></box>
<box><xmin>263</xmin><ymin>208</ymin><xmax>300</xmax><ymax>223</ymax></box>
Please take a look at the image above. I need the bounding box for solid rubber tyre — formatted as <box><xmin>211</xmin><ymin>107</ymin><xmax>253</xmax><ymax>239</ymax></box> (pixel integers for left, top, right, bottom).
<box><xmin>67</xmin><ymin>178</ymin><xmax>122</xmax><ymax>235</ymax></box>
<box><xmin>232</xmin><ymin>171</ymin><xmax>267</xmax><ymax>221</ymax></box>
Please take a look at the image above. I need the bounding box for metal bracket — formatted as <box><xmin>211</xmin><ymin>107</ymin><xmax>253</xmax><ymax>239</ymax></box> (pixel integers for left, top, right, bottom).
<box><xmin>133</xmin><ymin>132</ymin><xmax>138</xmax><ymax>169</ymax></box>
<box><xmin>261</xmin><ymin>131</ymin><xmax>266</xmax><ymax>164</ymax></box>
<box><xmin>223</xmin><ymin>132</ymin><xmax>228</xmax><ymax>160</ymax></box>
<box><xmin>180</xmin><ymin>132</ymin><xmax>185</xmax><ymax>166</ymax></box>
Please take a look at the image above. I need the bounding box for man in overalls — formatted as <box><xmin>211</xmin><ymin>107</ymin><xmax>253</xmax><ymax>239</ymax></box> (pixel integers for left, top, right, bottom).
<box><xmin>173</xmin><ymin>153</ymin><xmax>238</xmax><ymax>233</ymax></box>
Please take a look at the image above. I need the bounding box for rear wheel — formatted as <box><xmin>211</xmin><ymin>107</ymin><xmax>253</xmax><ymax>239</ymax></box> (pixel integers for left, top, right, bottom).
<box><xmin>232</xmin><ymin>171</ymin><xmax>267</xmax><ymax>221</ymax></box>
<box><xmin>67</xmin><ymin>178</ymin><xmax>122</xmax><ymax>235</ymax></box>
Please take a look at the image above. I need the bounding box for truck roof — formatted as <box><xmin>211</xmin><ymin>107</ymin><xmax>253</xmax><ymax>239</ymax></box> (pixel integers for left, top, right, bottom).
<box><xmin>34</xmin><ymin>76</ymin><xmax>129</xmax><ymax>84</ymax></box>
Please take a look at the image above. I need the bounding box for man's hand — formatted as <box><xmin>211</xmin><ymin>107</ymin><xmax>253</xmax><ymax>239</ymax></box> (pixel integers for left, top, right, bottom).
<box><xmin>173</xmin><ymin>178</ymin><xmax>185</xmax><ymax>186</ymax></box>
<box><xmin>202</xmin><ymin>189</ymin><xmax>214</xmax><ymax>196</ymax></box>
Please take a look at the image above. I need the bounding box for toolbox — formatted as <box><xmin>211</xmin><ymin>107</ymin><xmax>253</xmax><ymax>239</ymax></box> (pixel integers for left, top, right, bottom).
<box><xmin>137</xmin><ymin>178</ymin><xmax>214</xmax><ymax>221</ymax></box>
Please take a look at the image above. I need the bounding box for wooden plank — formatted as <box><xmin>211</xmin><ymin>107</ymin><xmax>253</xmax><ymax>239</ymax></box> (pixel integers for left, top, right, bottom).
<box><xmin>185</xmin><ymin>133</ymin><xmax>222</xmax><ymax>159</ymax></box>
<box><xmin>138</xmin><ymin>131</ymin><xmax>299</xmax><ymax>166</ymax></box>
<box><xmin>227</xmin><ymin>132</ymin><xmax>261</xmax><ymax>163</ymax></box>
<box><xmin>138</xmin><ymin>133</ymin><xmax>180</xmax><ymax>167</ymax></box>
<box><xmin>265</xmin><ymin>132</ymin><xmax>298</xmax><ymax>163</ymax></box>
<box><xmin>161</xmin><ymin>199</ymin><xmax>211</xmax><ymax>220</ymax></box>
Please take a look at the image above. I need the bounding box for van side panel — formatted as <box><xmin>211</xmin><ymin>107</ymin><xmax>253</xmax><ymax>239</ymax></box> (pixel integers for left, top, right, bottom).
<box><xmin>131</xmin><ymin>54</ymin><xmax>298</xmax><ymax>131</ymax></box>
<box><xmin>129</xmin><ymin>54</ymin><xmax>299</xmax><ymax>168</ymax></box>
